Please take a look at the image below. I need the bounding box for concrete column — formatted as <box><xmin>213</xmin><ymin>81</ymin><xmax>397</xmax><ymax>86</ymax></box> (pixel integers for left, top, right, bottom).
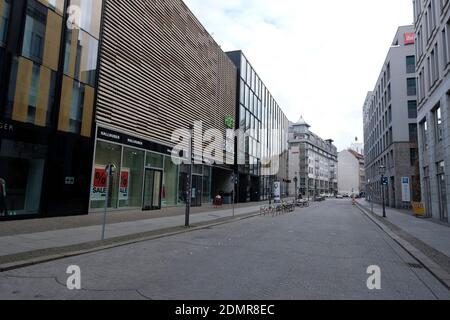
<box><xmin>428</xmin><ymin>106</ymin><xmax>441</xmax><ymax>220</ymax></box>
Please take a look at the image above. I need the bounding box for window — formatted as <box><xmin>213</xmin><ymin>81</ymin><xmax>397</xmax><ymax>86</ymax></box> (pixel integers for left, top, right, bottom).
<box><xmin>68</xmin><ymin>0</ymin><xmax>103</xmax><ymax>39</ymax></box>
<box><xmin>442</xmin><ymin>22</ymin><xmax>450</xmax><ymax>67</ymax></box>
<box><xmin>418</xmin><ymin>68</ymin><xmax>426</xmax><ymax>101</ymax></box>
<box><xmin>410</xmin><ymin>148</ymin><xmax>418</xmax><ymax>166</ymax></box>
<box><xmin>0</xmin><ymin>0</ymin><xmax>10</xmax><ymax>47</ymax></box>
<box><xmin>440</xmin><ymin>0</ymin><xmax>449</xmax><ymax>13</ymax></box>
<box><xmin>64</xmin><ymin>28</ymin><xmax>99</xmax><ymax>86</ymax></box>
<box><xmin>22</xmin><ymin>0</ymin><xmax>47</xmax><ymax>63</ymax></box>
<box><xmin>409</xmin><ymin>123</ymin><xmax>418</xmax><ymax>142</ymax></box>
<box><xmin>240</xmin><ymin>55</ymin><xmax>247</xmax><ymax>81</ymax></box>
<box><xmin>408</xmin><ymin>100</ymin><xmax>418</xmax><ymax>118</ymax></box>
<box><xmin>407</xmin><ymin>78</ymin><xmax>417</xmax><ymax>96</ymax></box>
<box><xmin>5</xmin><ymin>56</ymin><xmax>57</xmax><ymax>127</ymax></box>
<box><xmin>435</xmin><ymin>106</ymin><xmax>443</xmax><ymax>142</ymax></box>
<box><xmin>22</xmin><ymin>0</ymin><xmax>62</xmax><ymax>70</ymax></box>
<box><xmin>39</xmin><ymin>0</ymin><xmax>65</xmax><ymax>14</ymax></box>
<box><xmin>0</xmin><ymin>139</ymin><xmax>47</xmax><ymax>215</ymax></box>
<box><xmin>119</xmin><ymin>147</ymin><xmax>145</xmax><ymax>208</ymax></box>
<box><xmin>387</xmin><ymin>62</ymin><xmax>391</xmax><ymax>81</ymax></box>
<box><xmin>417</xmin><ymin>26</ymin><xmax>424</xmax><ymax>59</ymax></box>
<box><xmin>421</xmin><ymin>119</ymin><xmax>429</xmax><ymax>150</ymax></box>
<box><xmin>427</xmin><ymin>1</ymin><xmax>437</xmax><ymax>41</ymax></box>
<box><xmin>91</xmin><ymin>141</ymin><xmax>122</xmax><ymax>209</ymax></box>
<box><xmin>406</xmin><ymin>56</ymin><xmax>416</xmax><ymax>74</ymax></box>
<box><xmin>58</xmin><ymin>76</ymin><xmax>95</xmax><ymax>136</ymax></box>
<box><xmin>428</xmin><ymin>44</ymin><xmax>440</xmax><ymax>87</ymax></box>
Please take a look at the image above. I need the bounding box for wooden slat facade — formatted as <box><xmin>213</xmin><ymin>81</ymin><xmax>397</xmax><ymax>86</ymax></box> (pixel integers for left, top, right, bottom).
<box><xmin>96</xmin><ymin>0</ymin><xmax>237</xmax><ymax>154</ymax></box>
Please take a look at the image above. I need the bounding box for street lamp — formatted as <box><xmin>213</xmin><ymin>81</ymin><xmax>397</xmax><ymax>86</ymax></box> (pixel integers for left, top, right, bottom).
<box><xmin>293</xmin><ymin>176</ymin><xmax>298</xmax><ymax>206</ymax></box>
<box><xmin>379</xmin><ymin>165</ymin><xmax>387</xmax><ymax>218</ymax></box>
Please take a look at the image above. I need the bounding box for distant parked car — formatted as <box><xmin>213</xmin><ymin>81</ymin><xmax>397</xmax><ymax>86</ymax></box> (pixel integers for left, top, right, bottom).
<box><xmin>336</xmin><ymin>194</ymin><xmax>344</xmax><ymax>199</ymax></box>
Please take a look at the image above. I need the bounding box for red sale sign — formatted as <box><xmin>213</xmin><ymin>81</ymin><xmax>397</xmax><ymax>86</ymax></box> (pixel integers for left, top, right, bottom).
<box><xmin>119</xmin><ymin>169</ymin><xmax>130</xmax><ymax>201</ymax></box>
<box><xmin>93</xmin><ymin>168</ymin><xmax>107</xmax><ymax>188</ymax></box>
<box><xmin>404</xmin><ymin>32</ymin><xmax>415</xmax><ymax>45</ymax></box>
<box><xmin>91</xmin><ymin>166</ymin><xmax>107</xmax><ymax>201</ymax></box>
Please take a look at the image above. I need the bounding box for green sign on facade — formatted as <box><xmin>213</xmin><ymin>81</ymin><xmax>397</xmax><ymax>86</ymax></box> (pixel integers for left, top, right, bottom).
<box><xmin>224</xmin><ymin>116</ymin><xmax>235</xmax><ymax>129</ymax></box>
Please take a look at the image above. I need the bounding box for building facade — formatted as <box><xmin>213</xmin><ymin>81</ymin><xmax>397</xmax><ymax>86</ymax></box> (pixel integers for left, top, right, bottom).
<box><xmin>0</xmin><ymin>0</ymin><xmax>237</xmax><ymax>219</ymax></box>
<box><xmin>414</xmin><ymin>0</ymin><xmax>450</xmax><ymax>223</ymax></box>
<box><xmin>288</xmin><ymin>117</ymin><xmax>338</xmax><ymax>199</ymax></box>
<box><xmin>90</xmin><ymin>0</ymin><xmax>237</xmax><ymax>212</ymax></box>
<box><xmin>0</xmin><ymin>0</ymin><xmax>103</xmax><ymax>219</ymax></box>
<box><xmin>364</xmin><ymin>25</ymin><xmax>421</xmax><ymax>209</ymax></box>
<box><xmin>226</xmin><ymin>50</ymin><xmax>290</xmax><ymax>203</ymax></box>
<box><xmin>338</xmin><ymin>149</ymin><xmax>365</xmax><ymax>196</ymax></box>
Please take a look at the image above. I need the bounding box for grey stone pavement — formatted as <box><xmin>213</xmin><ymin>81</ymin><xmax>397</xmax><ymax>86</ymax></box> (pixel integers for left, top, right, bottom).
<box><xmin>1</xmin><ymin>199</ymin><xmax>449</xmax><ymax>300</ymax></box>
<box><xmin>0</xmin><ymin>205</ymin><xmax>262</xmax><ymax>257</ymax></box>
<box><xmin>357</xmin><ymin>199</ymin><xmax>450</xmax><ymax>259</ymax></box>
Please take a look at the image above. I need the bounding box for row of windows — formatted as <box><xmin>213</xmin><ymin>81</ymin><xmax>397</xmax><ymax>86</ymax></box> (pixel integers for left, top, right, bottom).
<box><xmin>415</xmin><ymin>0</ymin><xmax>449</xmax><ymax>59</ymax></box>
<box><xmin>0</xmin><ymin>0</ymin><xmax>102</xmax><ymax>137</ymax></box>
<box><xmin>417</xmin><ymin>17</ymin><xmax>450</xmax><ymax>104</ymax></box>
<box><xmin>367</xmin><ymin>55</ymin><xmax>416</xmax><ymax>134</ymax></box>
<box><xmin>365</xmin><ymin>74</ymin><xmax>417</xmax><ymax>165</ymax></box>
<box><xmin>238</xmin><ymin>53</ymin><xmax>289</xmax><ymax>164</ymax></box>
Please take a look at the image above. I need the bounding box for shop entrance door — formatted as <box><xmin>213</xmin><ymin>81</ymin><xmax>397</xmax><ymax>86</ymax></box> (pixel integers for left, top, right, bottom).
<box><xmin>191</xmin><ymin>175</ymin><xmax>202</xmax><ymax>207</ymax></box>
<box><xmin>142</xmin><ymin>169</ymin><xmax>162</xmax><ymax>211</ymax></box>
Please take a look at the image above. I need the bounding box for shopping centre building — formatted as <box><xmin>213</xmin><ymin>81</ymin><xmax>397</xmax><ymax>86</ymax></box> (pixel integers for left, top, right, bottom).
<box><xmin>0</xmin><ymin>0</ymin><xmax>289</xmax><ymax>220</ymax></box>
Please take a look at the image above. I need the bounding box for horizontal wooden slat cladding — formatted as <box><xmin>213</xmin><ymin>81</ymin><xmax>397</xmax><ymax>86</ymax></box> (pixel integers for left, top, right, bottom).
<box><xmin>96</xmin><ymin>0</ymin><xmax>237</xmax><ymax>154</ymax></box>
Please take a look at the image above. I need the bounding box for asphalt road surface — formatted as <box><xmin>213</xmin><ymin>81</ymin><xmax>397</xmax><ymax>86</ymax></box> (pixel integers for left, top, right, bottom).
<box><xmin>1</xmin><ymin>199</ymin><xmax>449</xmax><ymax>300</ymax></box>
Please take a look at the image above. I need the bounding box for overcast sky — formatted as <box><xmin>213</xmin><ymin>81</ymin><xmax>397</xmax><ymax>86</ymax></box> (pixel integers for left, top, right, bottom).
<box><xmin>184</xmin><ymin>0</ymin><xmax>414</xmax><ymax>151</ymax></box>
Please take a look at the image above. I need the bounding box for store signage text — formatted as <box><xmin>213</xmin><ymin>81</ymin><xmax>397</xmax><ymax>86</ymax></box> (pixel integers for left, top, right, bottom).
<box><xmin>0</xmin><ymin>122</ymin><xmax>14</xmax><ymax>133</ymax></box>
<box><xmin>97</xmin><ymin>127</ymin><xmax>172</xmax><ymax>156</ymax></box>
<box><xmin>99</xmin><ymin>130</ymin><xmax>121</xmax><ymax>141</ymax></box>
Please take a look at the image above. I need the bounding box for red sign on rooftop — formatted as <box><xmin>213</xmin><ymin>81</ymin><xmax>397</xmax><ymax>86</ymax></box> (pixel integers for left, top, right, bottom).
<box><xmin>404</xmin><ymin>32</ymin><xmax>415</xmax><ymax>45</ymax></box>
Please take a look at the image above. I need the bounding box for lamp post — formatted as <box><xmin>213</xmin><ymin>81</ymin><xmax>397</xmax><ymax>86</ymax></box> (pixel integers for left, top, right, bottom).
<box><xmin>379</xmin><ymin>165</ymin><xmax>387</xmax><ymax>218</ymax></box>
<box><xmin>294</xmin><ymin>176</ymin><xmax>298</xmax><ymax>206</ymax></box>
<box><xmin>306</xmin><ymin>175</ymin><xmax>309</xmax><ymax>201</ymax></box>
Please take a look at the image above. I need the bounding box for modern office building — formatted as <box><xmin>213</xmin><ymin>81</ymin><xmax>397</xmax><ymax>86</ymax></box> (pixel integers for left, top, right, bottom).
<box><xmin>0</xmin><ymin>0</ymin><xmax>104</xmax><ymax>219</ymax></box>
<box><xmin>364</xmin><ymin>25</ymin><xmax>421</xmax><ymax>209</ymax></box>
<box><xmin>226</xmin><ymin>50</ymin><xmax>290</xmax><ymax>202</ymax></box>
<box><xmin>338</xmin><ymin>149</ymin><xmax>365</xmax><ymax>196</ymax></box>
<box><xmin>288</xmin><ymin>117</ymin><xmax>338</xmax><ymax>199</ymax></box>
<box><xmin>0</xmin><ymin>0</ymin><xmax>239</xmax><ymax>220</ymax></box>
<box><xmin>414</xmin><ymin>0</ymin><xmax>450</xmax><ymax>223</ymax></box>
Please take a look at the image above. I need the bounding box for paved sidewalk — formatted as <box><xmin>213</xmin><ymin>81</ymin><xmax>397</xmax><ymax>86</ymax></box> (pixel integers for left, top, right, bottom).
<box><xmin>0</xmin><ymin>204</ymin><xmax>263</xmax><ymax>258</ymax></box>
<box><xmin>357</xmin><ymin>199</ymin><xmax>450</xmax><ymax>268</ymax></box>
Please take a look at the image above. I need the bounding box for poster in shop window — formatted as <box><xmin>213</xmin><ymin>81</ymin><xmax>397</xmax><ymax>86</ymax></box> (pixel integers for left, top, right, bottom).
<box><xmin>402</xmin><ymin>177</ymin><xmax>411</xmax><ymax>203</ymax></box>
<box><xmin>119</xmin><ymin>169</ymin><xmax>130</xmax><ymax>201</ymax></box>
<box><xmin>91</xmin><ymin>166</ymin><xmax>107</xmax><ymax>201</ymax></box>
